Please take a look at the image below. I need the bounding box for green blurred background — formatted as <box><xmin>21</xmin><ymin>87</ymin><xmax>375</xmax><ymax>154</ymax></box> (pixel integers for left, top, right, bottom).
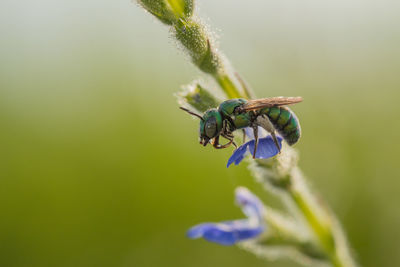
<box><xmin>1</xmin><ymin>0</ymin><xmax>399</xmax><ymax>266</ymax></box>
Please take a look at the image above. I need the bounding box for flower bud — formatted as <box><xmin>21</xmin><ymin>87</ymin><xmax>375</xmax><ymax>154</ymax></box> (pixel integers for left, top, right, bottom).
<box><xmin>177</xmin><ymin>82</ymin><xmax>219</xmax><ymax>112</ymax></box>
<box><xmin>138</xmin><ymin>0</ymin><xmax>194</xmax><ymax>25</ymax></box>
<box><xmin>175</xmin><ymin>20</ymin><xmax>221</xmax><ymax>74</ymax></box>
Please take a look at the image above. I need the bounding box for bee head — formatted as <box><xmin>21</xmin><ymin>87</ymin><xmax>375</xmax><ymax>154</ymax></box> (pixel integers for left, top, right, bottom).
<box><xmin>179</xmin><ymin>107</ymin><xmax>223</xmax><ymax>147</ymax></box>
<box><xmin>199</xmin><ymin>109</ymin><xmax>223</xmax><ymax>146</ymax></box>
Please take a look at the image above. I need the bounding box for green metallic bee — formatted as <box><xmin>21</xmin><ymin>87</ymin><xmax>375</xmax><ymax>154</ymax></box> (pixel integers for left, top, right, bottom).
<box><xmin>180</xmin><ymin>97</ymin><xmax>303</xmax><ymax>158</ymax></box>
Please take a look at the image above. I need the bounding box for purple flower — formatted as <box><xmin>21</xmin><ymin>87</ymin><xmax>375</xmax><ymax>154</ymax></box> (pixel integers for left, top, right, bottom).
<box><xmin>227</xmin><ymin>135</ymin><xmax>283</xmax><ymax>167</ymax></box>
<box><xmin>187</xmin><ymin>187</ymin><xmax>265</xmax><ymax>246</ymax></box>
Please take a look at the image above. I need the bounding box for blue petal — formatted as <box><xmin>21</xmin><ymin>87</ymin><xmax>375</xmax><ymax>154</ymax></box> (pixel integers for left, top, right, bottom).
<box><xmin>248</xmin><ymin>135</ymin><xmax>283</xmax><ymax>159</ymax></box>
<box><xmin>187</xmin><ymin>187</ymin><xmax>266</xmax><ymax>246</ymax></box>
<box><xmin>232</xmin><ymin>226</ymin><xmax>264</xmax><ymax>242</ymax></box>
<box><xmin>226</xmin><ymin>142</ymin><xmax>251</xmax><ymax>167</ymax></box>
<box><xmin>244</xmin><ymin>127</ymin><xmax>255</xmax><ymax>139</ymax></box>
<box><xmin>187</xmin><ymin>223</ymin><xmax>214</xmax><ymax>239</ymax></box>
<box><xmin>244</xmin><ymin>126</ymin><xmax>267</xmax><ymax>139</ymax></box>
<box><xmin>235</xmin><ymin>187</ymin><xmax>265</xmax><ymax>220</ymax></box>
<box><xmin>227</xmin><ymin>135</ymin><xmax>283</xmax><ymax>167</ymax></box>
<box><xmin>187</xmin><ymin>221</ymin><xmax>264</xmax><ymax>246</ymax></box>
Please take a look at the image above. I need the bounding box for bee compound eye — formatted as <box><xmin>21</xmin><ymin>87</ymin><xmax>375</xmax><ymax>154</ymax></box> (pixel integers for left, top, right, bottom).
<box><xmin>205</xmin><ymin>119</ymin><xmax>217</xmax><ymax>138</ymax></box>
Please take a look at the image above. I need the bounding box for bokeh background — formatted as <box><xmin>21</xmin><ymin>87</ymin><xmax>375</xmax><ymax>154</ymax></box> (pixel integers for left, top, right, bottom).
<box><xmin>1</xmin><ymin>0</ymin><xmax>400</xmax><ymax>266</ymax></box>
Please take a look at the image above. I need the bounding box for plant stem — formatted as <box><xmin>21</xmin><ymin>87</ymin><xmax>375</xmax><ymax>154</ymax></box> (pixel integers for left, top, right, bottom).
<box><xmin>289</xmin><ymin>189</ymin><xmax>342</xmax><ymax>267</ymax></box>
<box><xmin>214</xmin><ymin>73</ymin><xmax>248</xmax><ymax>99</ymax></box>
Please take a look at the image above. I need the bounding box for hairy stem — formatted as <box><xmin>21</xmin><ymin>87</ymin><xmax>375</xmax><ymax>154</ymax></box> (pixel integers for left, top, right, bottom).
<box><xmin>214</xmin><ymin>73</ymin><xmax>247</xmax><ymax>99</ymax></box>
<box><xmin>289</xmin><ymin>189</ymin><xmax>340</xmax><ymax>266</ymax></box>
<box><xmin>287</xmin><ymin>174</ymin><xmax>356</xmax><ymax>267</ymax></box>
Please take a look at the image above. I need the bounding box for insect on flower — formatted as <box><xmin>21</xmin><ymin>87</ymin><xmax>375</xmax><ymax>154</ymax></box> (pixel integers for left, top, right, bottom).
<box><xmin>180</xmin><ymin>97</ymin><xmax>302</xmax><ymax>158</ymax></box>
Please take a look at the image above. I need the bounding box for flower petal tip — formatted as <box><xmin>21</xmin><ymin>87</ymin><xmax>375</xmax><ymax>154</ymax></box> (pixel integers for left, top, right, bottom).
<box><xmin>187</xmin><ymin>188</ymin><xmax>266</xmax><ymax>246</ymax></box>
<box><xmin>186</xmin><ymin>221</ymin><xmax>264</xmax><ymax>246</ymax></box>
<box><xmin>235</xmin><ymin>187</ymin><xmax>265</xmax><ymax>219</ymax></box>
<box><xmin>186</xmin><ymin>223</ymin><xmax>237</xmax><ymax>245</ymax></box>
<box><xmin>187</xmin><ymin>224</ymin><xmax>207</xmax><ymax>239</ymax></box>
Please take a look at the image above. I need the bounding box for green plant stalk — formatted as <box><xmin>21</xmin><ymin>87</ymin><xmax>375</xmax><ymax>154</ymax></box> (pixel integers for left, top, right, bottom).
<box><xmin>259</xmin><ymin>208</ymin><xmax>329</xmax><ymax>262</ymax></box>
<box><xmin>289</xmin><ymin>188</ymin><xmax>342</xmax><ymax>267</ymax></box>
<box><xmin>174</xmin><ymin>18</ymin><xmax>249</xmax><ymax>100</ymax></box>
<box><xmin>214</xmin><ymin>73</ymin><xmax>246</xmax><ymax>99</ymax></box>
<box><xmin>166</xmin><ymin>0</ymin><xmax>185</xmax><ymax>17</ymax></box>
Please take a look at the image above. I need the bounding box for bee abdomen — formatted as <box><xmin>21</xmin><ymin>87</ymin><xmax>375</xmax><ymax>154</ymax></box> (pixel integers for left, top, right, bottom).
<box><xmin>264</xmin><ymin>107</ymin><xmax>301</xmax><ymax>146</ymax></box>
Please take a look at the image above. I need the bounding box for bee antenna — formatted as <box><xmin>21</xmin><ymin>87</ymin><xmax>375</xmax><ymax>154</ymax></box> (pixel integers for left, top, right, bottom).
<box><xmin>179</xmin><ymin>107</ymin><xmax>204</xmax><ymax>121</ymax></box>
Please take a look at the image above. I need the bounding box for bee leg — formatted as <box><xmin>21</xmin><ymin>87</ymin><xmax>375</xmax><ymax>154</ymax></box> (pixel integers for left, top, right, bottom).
<box><xmin>271</xmin><ymin>131</ymin><xmax>281</xmax><ymax>153</ymax></box>
<box><xmin>256</xmin><ymin>115</ymin><xmax>281</xmax><ymax>153</ymax></box>
<box><xmin>214</xmin><ymin>135</ymin><xmax>234</xmax><ymax>149</ymax></box>
<box><xmin>216</xmin><ymin>140</ymin><xmax>233</xmax><ymax>149</ymax></box>
<box><xmin>222</xmin><ymin>133</ymin><xmax>237</xmax><ymax>149</ymax></box>
<box><xmin>227</xmin><ymin>133</ymin><xmax>237</xmax><ymax>148</ymax></box>
<box><xmin>212</xmin><ymin>136</ymin><xmax>220</xmax><ymax>148</ymax></box>
<box><xmin>220</xmin><ymin>133</ymin><xmax>237</xmax><ymax>149</ymax></box>
<box><xmin>252</xmin><ymin>125</ymin><xmax>259</xmax><ymax>159</ymax></box>
<box><xmin>232</xmin><ymin>140</ymin><xmax>238</xmax><ymax>149</ymax></box>
<box><xmin>242</xmin><ymin>129</ymin><xmax>246</xmax><ymax>144</ymax></box>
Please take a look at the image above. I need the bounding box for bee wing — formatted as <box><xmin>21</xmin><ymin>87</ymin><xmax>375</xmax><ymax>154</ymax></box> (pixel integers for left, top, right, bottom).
<box><xmin>240</xmin><ymin>97</ymin><xmax>303</xmax><ymax>111</ymax></box>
